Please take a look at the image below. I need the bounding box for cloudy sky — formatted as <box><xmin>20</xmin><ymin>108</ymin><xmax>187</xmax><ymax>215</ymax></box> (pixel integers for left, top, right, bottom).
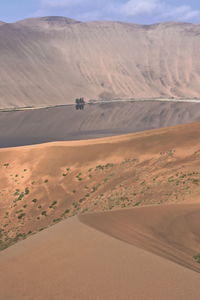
<box><xmin>0</xmin><ymin>0</ymin><xmax>200</xmax><ymax>24</ymax></box>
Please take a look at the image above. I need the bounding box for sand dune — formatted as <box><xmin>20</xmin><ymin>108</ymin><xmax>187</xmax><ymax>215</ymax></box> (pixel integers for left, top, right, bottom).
<box><xmin>0</xmin><ymin>214</ymin><xmax>200</xmax><ymax>300</ymax></box>
<box><xmin>1</xmin><ymin>121</ymin><xmax>200</xmax><ymax>250</ymax></box>
<box><xmin>80</xmin><ymin>203</ymin><xmax>200</xmax><ymax>272</ymax></box>
<box><xmin>1</xmin><ymin>18</ymin><xmax>200</xmax><ymax>108</ymax></box>
<box><xmin>2</xmin><ymin>101</ymin><xmax>200</xmax><ymax>147</ymax></box>
<box><xmin>1</xmin><ymin>120</ymin><xmax>200</xmax><ymax>298</ymax></box>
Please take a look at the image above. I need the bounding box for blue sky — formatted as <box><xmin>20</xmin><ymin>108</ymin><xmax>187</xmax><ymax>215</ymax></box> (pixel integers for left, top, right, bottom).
<box><xmin>0</xmin><ymin>0</ymin><xmax>200</xmax><ymax>24</ymax></box>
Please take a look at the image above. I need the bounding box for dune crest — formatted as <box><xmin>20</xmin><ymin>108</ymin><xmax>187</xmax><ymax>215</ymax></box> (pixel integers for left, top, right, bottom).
<box><xmin>80</xmin><ymin>203</ymin><xmax>200</xmax><ymax>272</ymax></box>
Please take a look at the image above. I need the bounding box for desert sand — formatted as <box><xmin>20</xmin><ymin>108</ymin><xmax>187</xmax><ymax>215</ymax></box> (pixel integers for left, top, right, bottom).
<box><xmin>2</xmin><ymin>101</ymin><xmax>200</xmax><ymax>147</ymax></box>
<box><xmin>80</xmin><ymin>203</ymin><xmax>200</xmax><ymax>272</ymax></box>
<box><xmin>1</xmin><ymin>122</ymin><xmax>200</xmax><ymax>299</ymax></box>
<box><xmin>1</xmin><ymin>121</ymin><xmax>200</xmax><ymax>249</ymax></box>
<box><xmin>1</xmin><ymin>17</ymin><xmax>200</xmax><ymax>108</ymax></box>
<box><xmin>0</xmin><ymin>210</ymin><xmax>200</xmax><ymax>300</ymax></box>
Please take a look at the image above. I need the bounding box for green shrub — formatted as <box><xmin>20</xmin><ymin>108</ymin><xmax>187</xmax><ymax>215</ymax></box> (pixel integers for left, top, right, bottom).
<box><xmin>25</xmin><ymin>188</ymin><xmax>30</xmax><ymax>195</ymax></box>
<box><xmin>18</xmin><ymin>213</ymin><xmax>26</xmax><ymax>219</ymax></box>
<box><xmin>39</xmin><ymin>228</ymin><xmax>45</xmax><ymax>231</ymax></box>
<box><xmin>79</xmin><ymin>198</ymin><xmax>86</xmax><ymax>203</ymax></box>
<box><xmin>41</xmin><ymin>211</ymin><xmax>47</xmax><ymax>216</ymax></box>
<box><xmin>53</xmin><ymin>218</ymin><xmax>62</xmax><ymax>223</ymax></box>
<box><xmin>49</xmin><ymin>201</ymin><xmax>57</xmax><ymax>208</ymax></box>
<box><xmin>193</xmin><ymin>253</ymin><xmax>200</xmax><ymax>263</ymax></box>
<box><xmin>62</xmin><ymin>209</ymin><xmax>70</xmax><ymax>216</ymax></box>
<box><xmin>32</xmin><ymin>199</ymin><xmax>37</xmax><ymax>203</ymax></box>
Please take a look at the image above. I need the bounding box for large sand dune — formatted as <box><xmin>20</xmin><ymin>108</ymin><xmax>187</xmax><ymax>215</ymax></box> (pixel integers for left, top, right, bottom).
<box><xmin>1</xmin><ymin>121</ymin><xmax>200</xmax><ymax>298</ymax></box>
<box><xmin>0</xmin><ymin>207</ymin><xmax>200</xmax><ymax>300</ymax></box>
<box><xmin>1</xmin><ymin>17</ymin><xmax>200</xmax><ymax>108</ymax></box>
<box><xmin>1</xmin><ymin>121</ymin><xmax>200</xmax><ymax>250</ymax></box>
<box><xmin>2</xmin><ymin>101</ymin><xmax>200</xmax><ymax>147</ymax></box>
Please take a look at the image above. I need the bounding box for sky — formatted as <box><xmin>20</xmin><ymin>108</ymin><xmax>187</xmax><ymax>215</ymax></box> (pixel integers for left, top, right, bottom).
<box><xmin>0</xmin><ymin>0</ymin><xmax>200</xmax><ymax>24</ymax></box>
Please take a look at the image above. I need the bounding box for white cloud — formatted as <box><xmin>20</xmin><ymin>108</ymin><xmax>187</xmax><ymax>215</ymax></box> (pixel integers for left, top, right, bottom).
<box><xmin>115</xmin><ymin>0</ymin><xmax>162</xmax><ymax>17</ymax></box>
<box><xmin>160</xmin><ymin>5</ymin><xmax>200</xmax><ymax>21</ymax></box>
<box><xmin>36</xmin><ymin>0</ymin><xmax>200</xmax><ymax>23</ymax></box>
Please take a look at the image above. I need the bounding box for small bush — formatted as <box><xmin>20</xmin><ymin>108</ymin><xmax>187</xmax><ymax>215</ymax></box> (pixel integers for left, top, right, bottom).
<box><xmin>79</xmin><ymin>198</ymin><xmax>86</xmax><ymax>203</ymax></box>
<box><xmin>32</xmin><ymin>199</ymin><xmax>37</xmax><ymax>203</ymax></box>
<box><xmin>193</xmin><ymin>253</ymin><xmax>200</xmax><ymax>263</ymax></box>
<box><xmin>53</xmin><ymin>218</ymin><xmax>62</xmax><ymax>223</ymax></box>
<box><xmin>62</xmin><ymin>209</ymin><xmax>70</xmax><ymax>215</ymax></box>
<box><xmin>41</xmin><ymin>211</ymin><xmax>47</xmax><ymax>216</ymax></box>
<box><xmin>25</xmin><ymin>188</ymin><xmax>30</xmax><ymax>195</ymax></box>
<box><xmin>18</xmin><ymin>213</ymin><xmax>26</xmax><ymax>219</ymax></box>
<box><xmin>49</xmin><ymin>201</ymin><xmax>57</xmax><ymax>208</ymax></box>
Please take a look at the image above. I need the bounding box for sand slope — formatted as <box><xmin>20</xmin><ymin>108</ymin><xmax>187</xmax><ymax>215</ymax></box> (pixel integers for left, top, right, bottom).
<box><xmin>2</xmin><ymin>122</ymin><xmax>200</xmax><ymax>250</ymax></box>
<box><xmin>1</xmin><ymin>18</ymin><xmax>200</xmax><ymax>108</ymax></box>
<box><xmin>80</xmin><ymin>203</ymin><xmax>200</xmax><ymax>272</ymax></box>
<box><xmin>2</xmin><ymin>101</ymin><xmax>200</xmax><ymax>147</ymax></box>
<box><xmin>0</xmin><ymin>214</ymin><xmax>200</xmax><ymax>300</ymax></box>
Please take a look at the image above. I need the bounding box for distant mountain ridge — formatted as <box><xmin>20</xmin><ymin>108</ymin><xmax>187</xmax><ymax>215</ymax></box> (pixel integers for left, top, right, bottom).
<box><xmin>0</xmin><ymin>17</ymin><xmax>200</xmax><ymax>108</ymax></box>
<box><xmin>17</xmin><ymin>16</ymin><xmax>81</xmax><ymax>27</ymax></box>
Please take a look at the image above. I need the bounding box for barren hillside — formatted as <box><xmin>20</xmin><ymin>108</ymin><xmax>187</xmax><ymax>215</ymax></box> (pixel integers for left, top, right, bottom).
<box><xmin>1</xmin><ymin>17</ymin><xmax>200</xmax><ymax>108</ymax></box>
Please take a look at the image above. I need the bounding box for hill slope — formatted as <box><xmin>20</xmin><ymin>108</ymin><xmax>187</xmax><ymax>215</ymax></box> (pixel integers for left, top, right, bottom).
<box><xmin>0</xmin><ymin>18</ymin><xmax>200</xmax><ymax>108</ymax></box>
<box><xmin>1</xmin><ymin>122</ymin><xmax>200</xmax><ymax>250</ymax></box>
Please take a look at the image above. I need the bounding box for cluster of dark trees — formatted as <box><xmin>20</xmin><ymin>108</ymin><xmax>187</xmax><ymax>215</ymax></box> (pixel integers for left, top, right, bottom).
<box><xmin>75</xmin><ymin>98</ymin><xmax>85</xmax><ymax>110</ymax></box>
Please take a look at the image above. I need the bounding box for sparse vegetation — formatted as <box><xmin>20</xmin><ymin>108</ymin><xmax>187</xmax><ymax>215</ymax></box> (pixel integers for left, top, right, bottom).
<box><xmin>193</xmin><ymin>253</ymin><xmax>200</xmax><ymax>263</ymax></box>
<box><xmin>49</xmin><ymin>201</ymin><xmax>57</xmax><ymax>209</ymax></box>
<box><xmin>53</xmin><ymin>218</ymin><xmax>62</xmax><ymax>223</ymax></box>
<box><xmin>18</xmin><ymin>213</ymin><xmax>26</xmax><ymax>220</ymax></box>
<box><xmin>2</xmin><ymin>141</ymin><xmax>200</xmax><ymax>254</ymax></box>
